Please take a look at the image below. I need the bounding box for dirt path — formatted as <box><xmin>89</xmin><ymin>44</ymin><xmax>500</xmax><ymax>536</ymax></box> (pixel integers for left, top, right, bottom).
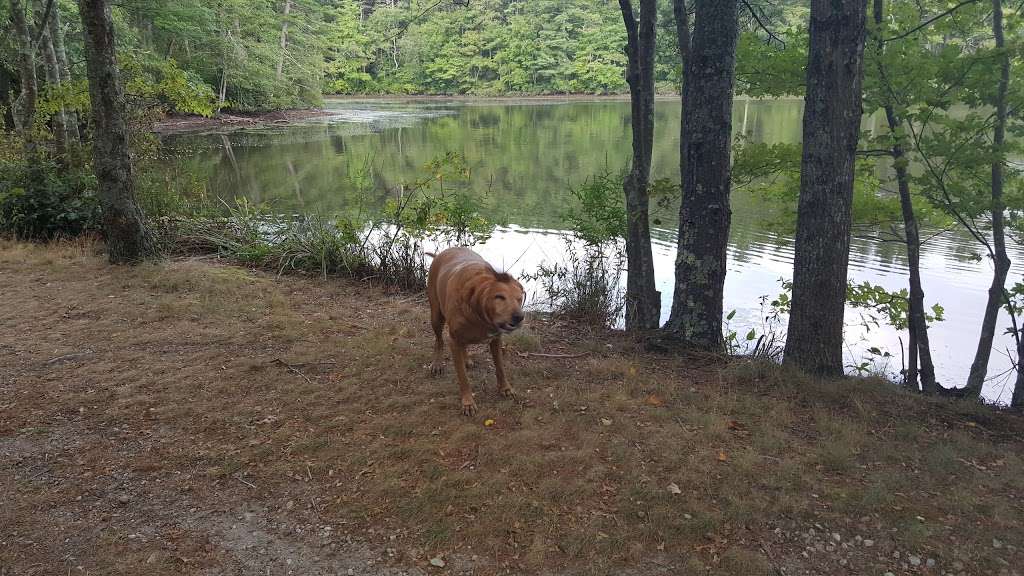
<box><xmin>2</xmin><ymin>240</ymin><xmax>1023</xmax><ymax>576</ymax></box>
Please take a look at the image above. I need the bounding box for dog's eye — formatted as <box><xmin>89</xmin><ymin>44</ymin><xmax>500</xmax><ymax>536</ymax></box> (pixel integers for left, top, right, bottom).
<box><xmin>495</xmin><ymin>294</ymin><xmax>506</xmax><ymax>301</ymax></box>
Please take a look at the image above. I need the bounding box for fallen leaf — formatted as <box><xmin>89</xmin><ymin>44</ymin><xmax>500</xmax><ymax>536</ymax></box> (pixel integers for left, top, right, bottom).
<box><xmin>429</xmin><ymin>556</ymin><xmax>446</xmax><ymax>568</ymax></box>
<box><xmin>717</xmin><ymin>451</ymin><xmax>728</xmax><ymax>462</ymax></box>
<box><xmin>628</xmin><ymin>366</ymin><xmax>638</xmax><ymax>377</ymax></box>
<box><xmin>600</xmin><ymin>417</ymin><xmax>613</xmax><ymax>427</ymax></box>
<box><xmin>667</xmin><ymin>482</ymin><xmax>681</xmax><ymax>495</ymax></box>
<box><xmin>645</xmin><ymin>394</ymin><xmax>664</xmax><ymax>407</ymax></box>
<box><xmin>483</xmin><ymin>418</ymin><xmax>495</xmax><ymax>427</ymax></box>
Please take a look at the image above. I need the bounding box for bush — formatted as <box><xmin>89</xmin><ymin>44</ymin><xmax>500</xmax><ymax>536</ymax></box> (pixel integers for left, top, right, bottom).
<box><xmin>0</xmin><ymin>158</ymin><xmax>100</xmax><ymax>241</ymax></box>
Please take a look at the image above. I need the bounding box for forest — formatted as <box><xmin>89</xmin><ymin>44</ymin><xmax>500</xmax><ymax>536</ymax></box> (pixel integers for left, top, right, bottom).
<box><xmin>3</xmin><ymin>0</ymin><xmax>1024</xmax><ymax>573</ymax></box>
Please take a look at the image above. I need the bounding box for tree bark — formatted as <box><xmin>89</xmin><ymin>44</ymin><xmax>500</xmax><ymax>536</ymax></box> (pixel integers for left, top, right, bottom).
<box><xmin>964</xmin><ymin>0</ymin><xmax>1012</xmax><ymax>397</ymax></box>
<box><xmin>78</xmin><ymin>0</ymin><xmax>154</xmax><ymax>263</ymax></box>
<box><xmin>663</xmin><ymin>0</ymin><xmax>739</xmax><ymax>351</ymax></box>
<box><xmin>36</xmin><ymin>2</ymin><xmax>70</xmax><ymax>156</ymax></box>
<box><xmin>783</xmin><ymin>0</ymin><xmax>867</xmax><ymax>376</ymax></box>
<box><xmin>1013</xmin><ymin>332</ymin><xmax>1024</xmax><ymax>407</ymax></box>
<box><xmin>10</xmin><ymin>0</ymin><xmax>38</xmax><ymax>144</ymax></box>
<box><xmin>276</xmin><ymin>0</ymin><xmax>292</xmax><ymax>81</ymax></box>
<box><xmin>618</xmin><ymin>0</ymin><xmax>661</xmax><ymax>330</ymax></box>
<box><xmin>872</xmin><ymin>0</ymin><xmax>937</xmax><ymax>393</ymax></box>
<box><xmin>46</xmin><ymin>2</ymin><xmax>80</xmax><ymax>141</ymax></box>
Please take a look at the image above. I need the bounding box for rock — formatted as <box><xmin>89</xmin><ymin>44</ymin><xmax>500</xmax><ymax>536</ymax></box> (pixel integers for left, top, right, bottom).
<box><xmin>146</xmin><ymin>552</ymin><xmax>158</xmax><ymax>564</ymax></box>
<box><xmin>429</xmin><ymin>556</ymin><xmax>446</xmax><ymax>568</ymax></box>
<box><xmin>600</xmin><ymin>418</ymin><xmax>613</xmax><ymax>427</ymax></box>
<box><xmin>927</xmin><ymin>558</ymin><xmax>936</xmax><ymax>568</ymax></box>
<box><xmin>994</xmin><ymin>539</ymin><xmax>1004</xmax><ymax>549</ymax></box>
<box><xmin>864</xmin><ymin>539</ymin><xmax>875</xmax><ymax>547</ymax></box>
<box><xmin>884</xmin><ymin>573</ymin><xmax>896</xmax><ymax>576</ymax></box>
<box><xmin>683</xmin><ymin>513</ymin><xmax>693</xmax><ymax>520</ymax></box>
<box><xmin>116</xmin><ymin>494</ymin><xmax>130</xmax><ymax>505</ymax></box>
<box><xmin>832</xmin><ymin>533</ymin><xmax>842</xmax><ymax>543</ymax></box>
<box><xmin>667</xmin><ymin>483</ymin><xmax>681</xmax><ymax>495</ymax></box>
<box><xmin>909</xmin><ymin>555</ymin><xmax>922</xmax><ymax>567</ymax></box>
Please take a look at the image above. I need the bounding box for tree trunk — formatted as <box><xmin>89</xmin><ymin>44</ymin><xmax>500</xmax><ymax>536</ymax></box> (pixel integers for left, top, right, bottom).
<box><xmin>1012</xmin><ymin>330</ymin><xmax>1024</xmax><ymax>407</ymax></box>
<box><xmin>964</xmin><ymin>0</ymin><xmax>1012</xmax><ymax>397</ymax></box>
<box><xmin>663</xmin><ymin>0</ymin><xmax>738</xmax><ymax>351</ymax></box>
<box><xmin>276</xmin><ymin>0</ymin><xmax>292</xmax><ymax>81</ymax></box>
<box><xmin>36</xmin><ymin>3</ymin><xmax>70</xmax><ymax>157</ymax></box>
<box><xmin>872</xmin><ymin>0</ymin><xmax>937</xmax><ymax>393</ymax></box>
<box><xmin>46</xmin><ymin>2</ymin><xmax>80</xmax><ymax>141</ymax></box>
<box><xmin>10</xmin><ymin>0</ymin><xmax>38</xmax><ymax>145</ymax></box>
<box><xmin>783</xmin><ymin>0</ymin><xmax>867</xmax><ymax>376</ymax></box>
<box><xmin>618</xmin><ymin>0</ymin><xmax>661</xmax><ymax>331</ymax></box>
<box><xmin>78</xmin><ymin>0</ymin><xmax>154</xmax><ymax>263</ymax></box>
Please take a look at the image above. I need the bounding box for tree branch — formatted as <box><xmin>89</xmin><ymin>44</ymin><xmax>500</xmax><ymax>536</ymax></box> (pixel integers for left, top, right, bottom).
<box><xmin>740</xmin><ymin>0</ymin><xmax>786</xmax><ymax>48</ymax></box>
<box><xmin>883</xmin><ymin>0</ymin><xmax>983</xmax><ymax>42</ymax></box>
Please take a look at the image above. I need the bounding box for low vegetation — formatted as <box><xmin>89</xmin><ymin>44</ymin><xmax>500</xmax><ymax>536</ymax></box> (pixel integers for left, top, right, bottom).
<box><xmin>2</xmin><ymin>239</ymin><xmax>1022</xmax><ymax>575</ymax></box>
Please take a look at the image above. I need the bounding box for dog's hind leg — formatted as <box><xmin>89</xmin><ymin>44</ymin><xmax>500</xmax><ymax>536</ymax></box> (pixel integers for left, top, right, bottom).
<box><xmin>430</xmin><ymin>307</ymin><xmax>446</xmax><ymax>376</ymax></box>
<box><xmin>490</xmin><ymin>336</ymin><xmax>516</xmax><ymax>399</ymax></box>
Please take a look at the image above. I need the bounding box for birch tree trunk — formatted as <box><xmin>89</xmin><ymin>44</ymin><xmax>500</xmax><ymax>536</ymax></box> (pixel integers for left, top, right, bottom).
<box><xmin>783</xmin><ymin>0</ymin><xmax>867</xmax><ymax>376</ymax></box>
<box><xmin>78</xmin><ymin>0</ymin><xmax>154</xmax><ymax>263</ymax></box>
<box><xmin>46</xmin><ymin>2</ymin><xmax>80</xmax><ymax>141</ymax></box>
<box><xmin>618</xmin><ymin>0</ymin><xmax>661</xmax><ymax>331</ymax></box>
<box><xmin>10</xmin><ymin>0</ymin><xmax>38</xmax><ymax>146</ymax></box>
<box><xmin>964</xmin><ymin>0</ymin><xmax>1012</xmax><ymax>397</ymax></box>
<box><xmin>276</xmin><ymin>0</ymin><xmax>292</xmax><ymax>81</ymax></box>
<box><xmin>663</xmin><ymin>0</ymin><xmax>739</xmax><ymax>351</ymax></box>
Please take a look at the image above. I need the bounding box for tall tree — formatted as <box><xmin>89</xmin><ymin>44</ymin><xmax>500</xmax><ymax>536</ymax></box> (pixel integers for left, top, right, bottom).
<box><xmin>78</xmin><ymin>0</ymin><xmax>154</xmax><ymax>263</ymax></box>
<box><xmin>36</xmin><ymin>1</ymin><xmax>72</xmax><ymax>156</ymax></box>
<box><xmin>618</xmin><ymin>0</ymin><xmax>661</xmax><ymax>330</ymax></box>
<box><xmin>663</xmin><ymin>0</ymin><xmax>739</xmax><ymax>350</ymax></box>
<box><xmin>964</xmin><ymin>0</ymin><xmax>1012</xmax><ymax>397</ymax></box>
<box><xmin>783</xmin><ymin>0</ymin><xmax>867</xmax><ymax>376</ymax></box>
<box><xmin>9</xmin><ymin>0</ymin><xmax>38</xmax><ymax>143</ymax></box>
<box><xmin>869</xmin><ymin>0</ymin><xmax>938</xmax><ymax>393</ymax></box>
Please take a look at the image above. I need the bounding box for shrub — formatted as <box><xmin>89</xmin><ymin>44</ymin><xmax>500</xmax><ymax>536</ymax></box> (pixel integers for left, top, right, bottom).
<box><xmin>0</xmin><ymin>158</ymin><xmax>100</xmax><ymax>241</ymax></box>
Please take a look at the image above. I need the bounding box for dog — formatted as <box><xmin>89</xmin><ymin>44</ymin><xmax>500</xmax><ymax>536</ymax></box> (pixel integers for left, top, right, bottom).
<box><xmin>427</xmin><ymin>247</ymin><xmax>525</xmax><ymax>416</ymax></box>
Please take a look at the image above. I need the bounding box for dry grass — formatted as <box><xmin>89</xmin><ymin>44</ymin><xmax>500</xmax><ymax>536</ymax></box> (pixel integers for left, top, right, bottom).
<box><xmin>2</xmin><ymin>239</ymin><xmax>1023</xmax><ymax>576</ymax></box>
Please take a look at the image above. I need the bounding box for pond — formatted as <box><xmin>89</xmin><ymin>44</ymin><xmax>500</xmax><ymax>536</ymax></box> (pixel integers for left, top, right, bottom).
<box><xmin>158</xmin><ymin>97</ymin><xmax>1023</xmax><ymax>404</ymax></box>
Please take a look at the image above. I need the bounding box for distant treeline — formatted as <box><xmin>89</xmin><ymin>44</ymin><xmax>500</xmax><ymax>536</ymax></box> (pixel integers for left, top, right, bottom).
<box><xmin>0</xmin><ymin>0</ymin><xmax>810</xmax><ymax>116</ymax></box>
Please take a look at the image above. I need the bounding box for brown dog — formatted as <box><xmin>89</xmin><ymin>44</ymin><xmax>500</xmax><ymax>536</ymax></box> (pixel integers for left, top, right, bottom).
<box><xmin>427</xmin><ymin>247</ymin><xmax>525</xmax><ymax>416</ymax></box>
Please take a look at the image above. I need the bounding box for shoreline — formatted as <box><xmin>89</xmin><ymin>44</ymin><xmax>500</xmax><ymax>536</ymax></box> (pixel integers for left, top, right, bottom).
<box><xmin>152</xmin><ymin>94</ymin><xmax>802</xmax><ymax>135</ymax></box>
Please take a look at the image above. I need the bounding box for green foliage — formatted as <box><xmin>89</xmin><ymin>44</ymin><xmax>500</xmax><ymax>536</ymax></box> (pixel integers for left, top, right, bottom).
<box><xmin>563</xmin><ymin>170</ymin><xmax>626</xmax><ymax>247</ymax></box>
<box><xmin>846</xmin><ymin>281</ymin><xmax>944</xmax><ymax>332</ymax></box>
<box><xmin>0</xmin><ymin>154</ymin><xmax>100</xmax><ymax>241</ymax></box>
<box><xmin>122</xmin><ymin>53</ymin><xmax>219</xmax><ymax>117</ymax></box>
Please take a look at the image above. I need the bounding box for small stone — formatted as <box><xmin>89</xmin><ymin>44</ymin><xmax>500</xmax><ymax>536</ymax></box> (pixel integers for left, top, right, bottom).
<box><xmin>832</xmin><ymin>533</ymin><xmax>842</xmax><ymax>542</ymax></box>
<box><xmin>348</xmin><ymin>569</ymin><xmax>354</xmax><ymax>575</ymax></box>
<box><xmin>116</xmin><ymin>494</ymin><xmax>130</xmax><ymax>505</ymax></box>
<box><xmin>429</xmin><ymin>556</ymin><xmax>446</xmax><ymax>568</ymax></box>
<box><xmin>146</xmin><ymin>552</ymin><xmax>158</xmax><ymax>564</ymax></box>
<box><xmin>600</xmin><ymin>418</ymin><xmax>613</xmax><ymax>426</ymax></box>
<box><xmin>910</xmin><ymin>555</ymin><xmax>922</xmax><ymax>567</ymax></box>
<box><xmin>927</xmin><ymin>558</ymin><xmax>936</xmax><ymax>568</ymax></box>
<box><xmin>884</xmin><ymin>573</ymin><xmax>896</xmax><ymax>576</ymax></box>
<box><xmin>683</xmin><ymin>513</ymin><xmax>693</xmax><ymax>520</ymax></box>
<box><xmin>863</xmin><ymin>539</ymin><xmax>875</xmax><ymax>547</ymax></box>
<box><xmin>993</xmin><ymin>539</ymin><xmax>1004</xmax><ymax>549</ymax></box>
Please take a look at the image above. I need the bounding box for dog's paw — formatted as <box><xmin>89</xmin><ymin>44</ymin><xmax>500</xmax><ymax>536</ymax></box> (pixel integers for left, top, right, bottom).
<box><xmin>461</xmin><ymin>398</ymin><xmax>478</xmax><ymax>416</ymax></box>
<box><xmin>430</xmin><ymin>362</ymin><xmax>446</xmax><ymax>376</ymax></box>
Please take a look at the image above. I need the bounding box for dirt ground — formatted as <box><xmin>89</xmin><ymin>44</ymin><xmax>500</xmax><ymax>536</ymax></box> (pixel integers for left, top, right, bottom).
<box><xmin>2</xmin><ymin>239</ymin><xmax>1023</xmax><ymax>576</ymax></box>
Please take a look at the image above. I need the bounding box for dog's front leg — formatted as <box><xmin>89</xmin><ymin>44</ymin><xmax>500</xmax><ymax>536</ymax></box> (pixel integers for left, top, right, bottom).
<box><xmin>451</xmin><ymin>340</ymin><xmax>477</xmax><ymax>416</ymax></box>
<box><xmin>490</xmin><ymin>337</ymin><xmax>516</xmax><ymax>399</ymax></box>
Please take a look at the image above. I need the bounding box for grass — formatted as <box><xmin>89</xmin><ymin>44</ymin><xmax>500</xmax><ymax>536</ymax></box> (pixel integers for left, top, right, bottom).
<box><xmin>2</xmin><ymin>239</ymin><xmax>1023</xmax><ymax>576</ymax></box>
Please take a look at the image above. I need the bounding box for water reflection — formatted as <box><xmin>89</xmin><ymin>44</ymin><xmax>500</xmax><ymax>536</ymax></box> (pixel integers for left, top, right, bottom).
<box><xmin>159</xmin><ymin>97</ymin><xmax>1021</xmax><ymax>403</ymax></box>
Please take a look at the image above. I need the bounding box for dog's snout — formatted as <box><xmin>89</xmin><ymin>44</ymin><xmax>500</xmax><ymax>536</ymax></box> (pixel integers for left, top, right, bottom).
<box><xmin>511</xmin><ymin>312</ymin><xmax>524</xmax><ymax>326</ymax></box>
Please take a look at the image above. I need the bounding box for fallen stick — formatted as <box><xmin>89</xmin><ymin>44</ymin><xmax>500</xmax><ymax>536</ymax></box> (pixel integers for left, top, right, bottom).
<box><xmin>516</xmin><ymin>351</ymin><xmax>589</xmax><ymax>359</ymax></box>
<box><xmin>268</xmin><ymin>358</ymin><xmax>314</xmax><ymax>385</ymax></box>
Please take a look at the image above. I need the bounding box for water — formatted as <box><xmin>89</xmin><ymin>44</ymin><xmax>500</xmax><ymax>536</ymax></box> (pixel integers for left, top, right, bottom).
<box><xmin>158</xmin><ymin>97</ymin><xmax>1023</xmax><ymax>403</ymax></box>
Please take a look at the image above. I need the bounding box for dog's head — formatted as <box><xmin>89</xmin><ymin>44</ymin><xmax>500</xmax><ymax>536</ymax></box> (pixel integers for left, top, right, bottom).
<box><xmin>478</xmin><ymin>272</ymin><xmax>526</xmax><ymax>334</ymax></box>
